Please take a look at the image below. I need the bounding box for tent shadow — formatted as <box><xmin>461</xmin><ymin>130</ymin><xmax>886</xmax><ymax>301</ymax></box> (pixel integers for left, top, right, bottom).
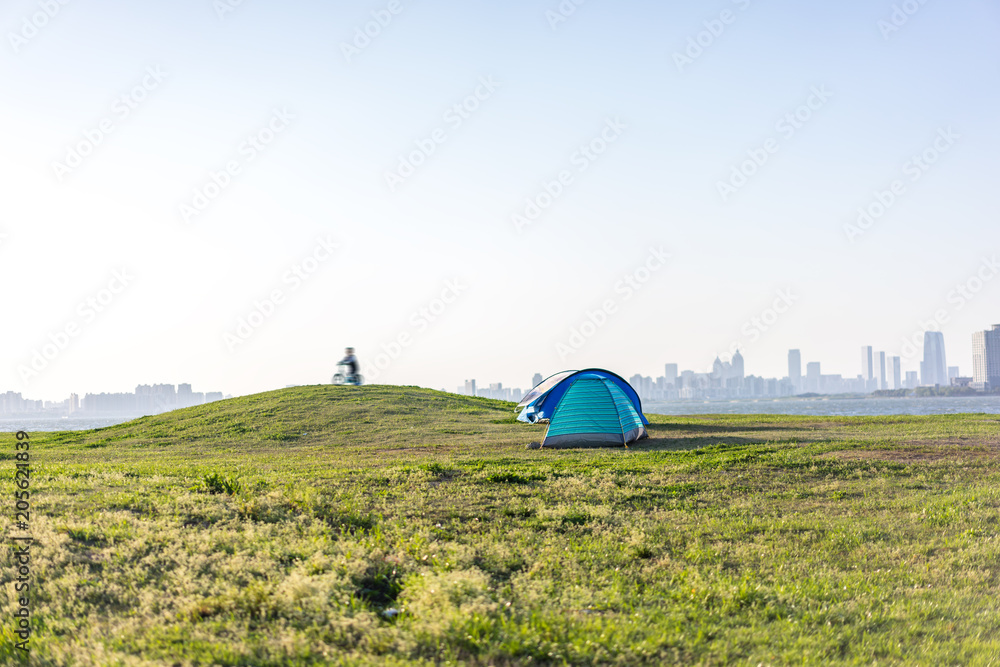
<box><xmin>630</xmin><ymin>435</ymin><xmax>769</xmax><ymax>452</ymax></box>
<box><xmin>631</xmin><ymin>423</ymin><xmax>822</xmax><ymax>452</ymax></box>
<box><xmin>647</xmin><ymin>421</ymin><xmax>830</xmax><ymax>434</ymax></box>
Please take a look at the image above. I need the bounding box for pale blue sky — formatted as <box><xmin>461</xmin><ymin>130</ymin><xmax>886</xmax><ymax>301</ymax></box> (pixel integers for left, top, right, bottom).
<box><xmin>3</xmin><ymin>0</ymin><xmax>999</xmax><ymax>398</ymax></box>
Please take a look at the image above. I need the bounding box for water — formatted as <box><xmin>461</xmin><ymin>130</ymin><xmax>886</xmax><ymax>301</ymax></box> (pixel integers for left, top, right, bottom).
<box><xmin>4</xmin><ymin>396</ymin><xmax>1000</xmax><ymax>432</ymax></box>
<box><xmin>0</xmin><ymin>416</ymin><xmax>138</xmax><ymax>433</ymax></box>
<box><xmin>645</xmin><ymin>395</ymin><xmax>1000</xmax><ymax>417</ymax></box>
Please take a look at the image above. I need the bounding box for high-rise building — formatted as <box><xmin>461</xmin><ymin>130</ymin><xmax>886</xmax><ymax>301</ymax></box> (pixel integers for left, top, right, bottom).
<box><xmin>905</xmin><ymin>371</ymin><xmax>919</xmax><ymax>389</ymax></box>
<box><xmin>531</xmin><ymin>373</ymin><xmax>543</xmax><ymax>388</ymax></box>
<box><xmin>664</xmin><ymin>364</ymin><xmax>678</xmax><ymax>387</ymax></box>
<box><xmin>948</xmin><ymin>366</ymin><xmax>960</xmax><ymax>380</ymax></box>
<box><xmin>972</xmin><ymin>325</ymin><xmax>1000</xmax><ymax>390</ymax></box>
<box><xmin>890</xmin><ymin>356</ymin><xmax>901</xmax><ymax>390</ymax></box>
<box><xmin>877</xmin><ymin>351</ymin><xmax>887</xmax><ymax>390</ymax></box>
<box><xmin>731</xmin><ymin>350</ymin><xmax>745</xmax><ymax>379</ymax></box>
<box><xmin>788</xmin><ymin>350</ymin><xmax>802</xmax><ymax>393</ymax></box>
<box><xmin>861</xmin><ymin>346</ymin><xmax>874</xmax><ymax>382</ymax></box>
<box><xmin>920</xmin><ymin>332</ymin><xmax>948</xmax><ymax>386</ymax></box>
<box><xmin>806</xmin><ymin>362</ymin><xmax>821</xmax><ymax>393</ymax></box>
<box><xmin>464</xmin><ymin>379</ymin><xmax>477</xmax><ymax>396</ymax></box>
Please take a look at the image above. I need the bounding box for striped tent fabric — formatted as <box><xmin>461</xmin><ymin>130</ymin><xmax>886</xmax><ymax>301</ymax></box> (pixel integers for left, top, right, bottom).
<box><xmin>542</xmin><ymin>377</ymin><xmax>647</xmax><ymax>449</ymax></box>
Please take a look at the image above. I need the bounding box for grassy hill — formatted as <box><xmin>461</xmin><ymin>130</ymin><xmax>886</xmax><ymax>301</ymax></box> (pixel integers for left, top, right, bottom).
<box><xmin>3</xmin><ymin>385</ymin><xmax>1000</xmax><ymax>665</ymax></box>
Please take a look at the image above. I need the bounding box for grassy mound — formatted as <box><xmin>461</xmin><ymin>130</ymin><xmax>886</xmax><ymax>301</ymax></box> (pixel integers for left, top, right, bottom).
<box><xmin>3</xmin><ymin>386</ymin><xmax>1000</xmax><ymax>665</ymax></box>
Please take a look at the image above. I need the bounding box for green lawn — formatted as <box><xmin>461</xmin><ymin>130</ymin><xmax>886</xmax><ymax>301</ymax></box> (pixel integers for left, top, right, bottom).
<box><xmin>3</xmin><ymin>385</ymin><xmax>1000</xmax><ymax>665</ymax></box>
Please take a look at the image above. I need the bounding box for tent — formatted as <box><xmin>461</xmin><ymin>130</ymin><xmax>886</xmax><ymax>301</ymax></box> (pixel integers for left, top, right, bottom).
<box><xmin>516</xmin><ymin>369</ymin><xmax>648</xmax><ymax>448</ymax></box>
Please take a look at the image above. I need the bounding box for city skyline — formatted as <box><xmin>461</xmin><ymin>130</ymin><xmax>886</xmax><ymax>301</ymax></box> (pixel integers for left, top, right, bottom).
<box><xmin>9</xmin><ymin>322</ymin><xmax>1000</xmax><ymax>408</ymax></box>
<box><xmin>459</xmin><ymin>324</ymin><xmax>999</xmax><ymax>403</ymax></box>
<box><xmin>0</xmin><ymin>382</ymin><xmax>227</xmax><ymax>417</ymax></box>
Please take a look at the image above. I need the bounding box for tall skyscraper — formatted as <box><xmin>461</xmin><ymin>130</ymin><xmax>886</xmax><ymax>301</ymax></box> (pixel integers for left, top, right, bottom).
<box><xmin>464</xmin><ymin>379</ymin><xmax>477</xmax><ymax>396</ymax></box>
<box><xmin>788</xmin><ymin>350</ymin><xmax>802</xmax><ymax>392</ymax></box>
<box><xmin>972</xmin><ymin>325</ymin><xmax>1000</xmax><ymax>390</ymax></box>
<box><xmin>806</xmin><ymin>361</ymin><xmax>821</xmax><ymax>393</ymax></box>
<box><xmin>877</xmin><ymin>351</ymin><xmax>887</xmax><ymax>390</ymax></box>
<box><xmin>920</xmin><ymin>331</ymin><xmax>947</xmax><ymax>387</ymax></box>
<box><xmin>731</xmin><ymin>350</ymin><xmax>745</xmax><ymax>379</ymax></box>
<box><xmin>890</xmin><ymin>356</ymin><xmax>901</xmax><ymax>390</ymax></box>
<box><xmin>861</xmin><ymin>346</ymin><xmax>874</xmax><ymax>382</ymax></box>
<box><xmin>531</xmin><ymin>373</ymin><xmax>543</xmax><ymax>388</ymax></box>
<box><xmin>664</xmin><ymin>364</ymin><xmax>678</xmax><ymax>387</ymax></box>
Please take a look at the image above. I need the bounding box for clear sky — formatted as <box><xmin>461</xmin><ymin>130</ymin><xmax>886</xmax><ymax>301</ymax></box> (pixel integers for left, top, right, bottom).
<box><xmin>3</xmin><ymin>0</ymin><xmax>999</xmax><ymax>399</ymax></box>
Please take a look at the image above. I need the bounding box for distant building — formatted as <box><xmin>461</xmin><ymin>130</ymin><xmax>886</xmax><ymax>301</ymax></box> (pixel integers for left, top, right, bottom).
<box><xmin>861</xmin><ymin>346</ymin><xmax>874</xmax><ymax>382</ymax></box>
<box><xmin>948</xmin><ymin>366</ymin><xmax>960</xmax><ymax>381</ymax></box>
<box><xmin>731</xmin><ymin>350</ymin><xmax>745</xmax><ymax>380</ymax></box>
<box><xmin>920</xmin><ymin>332</ymin><xmax>948</xmax><ymax>386</ymax></box>
<box><xmin>464</xmin><ymin>379</ymin><xmax>477</xmax><ymax>397</ymax></box>
<box><xmin>531</xmin><ymin>373</ymin><xmax>543</xmax><ymax>388</ymax></box>
<box><xmin>905</xmin><ymin>371</ymin><xmax>919</xmax><ymax>389</ymax></box>
<box><xmin>890</xmin><ymin>356</ymin><xmax>901</xmax><ymax>391</ymax></box>
<box><xmin>877</xmin><ymin>351</ymin><xmax>887</xmax><ymax>390</ymax></box>
<box><xmin>806</xmin><ymin>362</ymin><xmax>821</xmax><ymax>393</ymax></box>
<box><xmin>788</xmin><ymin>350</ymin><xmax>802</xmax><ymax>393</ymax></box>
<box><xmin>711</xmin><ymin>357</ymin><xmax>736</xmax><ymax>387</ymax></box>
<box><xmin>664</xmin><ymin>364</ymin><xmax>678</xmax><ymax>388</ymax></box>
<box><xmin>972</xmin><ymin>325</ymin><xmax>1000</xmax><ymax>390</ymax></box>
<box><xmin>82</xmin><ymin>392</ymin><xmax>137</xmax><ymax>414</ymax></box>
<box><xmin>951</xmin><ymin>377</ymin><xmax>973</xmax><ymax>388</ymax></box>
<box><xmin>177</xmin><ymin>383</ymin><xmax>205</xmax><ymax>408</ymax></box>
<box><xmin>135</xmin><ymin>384</ymin><xmax>178</xmax><ymax>412</ymax></box>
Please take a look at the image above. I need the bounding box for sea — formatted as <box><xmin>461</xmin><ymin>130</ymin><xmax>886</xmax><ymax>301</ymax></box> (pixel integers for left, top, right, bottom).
<box><xmin>2</xmin><ymin>396</ymin><xmax>1000</xmax><ymax>433</ymax></box>
<box><xmin>0</xmin><ymin>417</ymin><xmax>136</xmax><ymax>433</ymax></box>
<box><xmin>644</xmin><ymin>395</ymin><xmax>1000</xmax><ymax>417</ymax></box>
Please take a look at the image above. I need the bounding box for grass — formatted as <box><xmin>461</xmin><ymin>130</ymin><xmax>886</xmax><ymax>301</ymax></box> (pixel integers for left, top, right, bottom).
<box><xmin>2</xmin><ymin>384</ymin><xmax>1000</xmax><ymax>665</ymax></box>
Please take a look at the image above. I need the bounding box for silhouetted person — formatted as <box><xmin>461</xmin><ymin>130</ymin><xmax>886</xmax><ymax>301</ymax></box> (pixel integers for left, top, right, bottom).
<box><xmin>339</xmin><ymin>347</ymin><xmax>359</xmax><ymax>379</ymax></box>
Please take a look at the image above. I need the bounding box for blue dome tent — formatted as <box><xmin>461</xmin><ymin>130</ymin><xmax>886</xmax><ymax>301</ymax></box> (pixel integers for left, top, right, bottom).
<box><xmin>516</xmin><ymin>369</ymin><xmax>649</xmax><ymax>448</ymax></box>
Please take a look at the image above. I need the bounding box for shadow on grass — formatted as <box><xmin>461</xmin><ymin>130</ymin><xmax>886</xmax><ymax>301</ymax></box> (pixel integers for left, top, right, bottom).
<box><xmin>631</xmin><ymin>424</ymin><xmax>823</xmax><ymax>452</ymax></box>
<box><xmin>632</xmin><ymin>436</ymin><xmax>755</xmax><ymax>452</ymax></box>
<box><xmin>647</xmin><ymin>420</ymin><xmax>839</xmax><ymax>435</ymax></box>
